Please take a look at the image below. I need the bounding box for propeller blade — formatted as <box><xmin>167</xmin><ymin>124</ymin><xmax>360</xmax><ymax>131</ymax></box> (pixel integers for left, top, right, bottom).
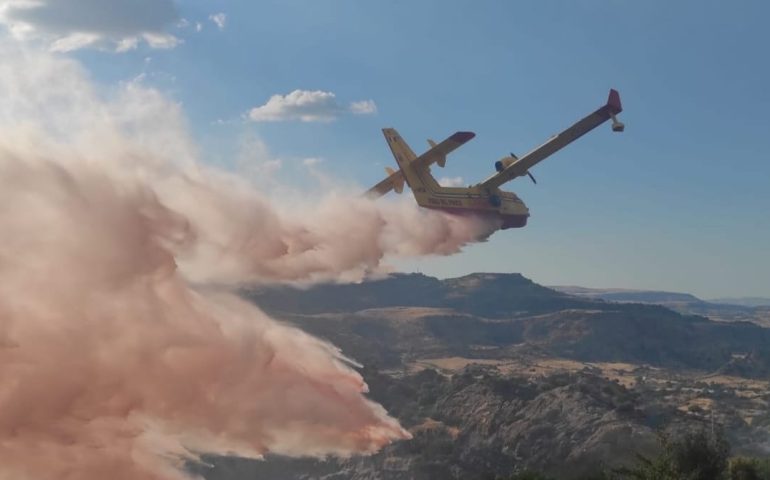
<box><xmin>527</xmin><ymin>171</ymin><xmax>537</xmax><ymax>184</ymax></box>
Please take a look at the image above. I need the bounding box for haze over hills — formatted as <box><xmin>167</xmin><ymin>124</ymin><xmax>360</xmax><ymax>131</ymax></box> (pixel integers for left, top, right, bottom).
<box><xmin>551</xmin><ymin>285</ymin><xmax>770</xmax><ymax>327</ymax></box>
<box><xmin>550</xmin><ymin>286</ymin><xmax>705</xmax><ymax>305</ymax></box>
<box><xmin>192</xmin><ymin>273</ymin><xmax>770</xmax><ymax>479</ymax></box>
<box><xmin>711</xmin><ymin>297</ymin><xmax>770</xmax><ymax>308</ymax></box>
<box><xmin>550</xmin><ymin>285</ymin><xmax>770</xmax><ymax>309</ymax></box>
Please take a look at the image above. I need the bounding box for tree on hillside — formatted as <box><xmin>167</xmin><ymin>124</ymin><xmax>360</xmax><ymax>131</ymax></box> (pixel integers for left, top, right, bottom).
<box><xmin>615</xmin><ymin>428</ymin><xmax>730</xmax><ymax>480</ymax></box>
<box><xmin>729</xmin><ymin>457</ymin><xmax>770</xmax><ymax>480</ymax></box>
<box><xmin>496</xmin><ymin>428</ymin><xmax>770</xmax><ymax>480</ymax></box>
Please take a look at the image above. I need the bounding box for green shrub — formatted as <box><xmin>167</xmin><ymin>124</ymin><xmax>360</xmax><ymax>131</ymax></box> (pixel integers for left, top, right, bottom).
<box><xmin>729</xmin><ymin>457</ymin><xmax>770</xmax><ymax>480</ymax></box>
<box><xmin>615</xmin><ymin>429</ymin><xmax>730</xmax><ymax>480</ymax></box>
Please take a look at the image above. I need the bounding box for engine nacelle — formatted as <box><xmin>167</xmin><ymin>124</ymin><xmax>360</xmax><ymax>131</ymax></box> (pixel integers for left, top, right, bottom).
<box><xmin>610</xmin><ymin>112</ymin><xmax>625</xmax><ymax>133</ymax></box>
<box><xmin>495</xmin><ymin>156</ymin><xmax>516</xmax><ymax>172</ymax></box>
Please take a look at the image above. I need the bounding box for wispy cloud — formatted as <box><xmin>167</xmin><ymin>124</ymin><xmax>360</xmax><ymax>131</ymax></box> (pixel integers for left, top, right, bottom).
<box><xmin>208</xmin><ymin>12</ymin><xmax>226</xmax><ymax>30</ymax></box>
<box><xmin>438</xmin><ymin>176</ymin><xmax>465</xmax><ymax>187</ymax></box>
<box><xmin>248</xmin><ymin>90</ymin><xmax>377</xmax><ymax>123</ymax></box>
<box><xmin>0</xmin><ymin>0</ymin><xmax>181</xmax><ymax>52</ymax></box>
<box><xmin>349</xmin><ymin>99</ymin><xmax>377</xmax><ymax>115</ymax></box>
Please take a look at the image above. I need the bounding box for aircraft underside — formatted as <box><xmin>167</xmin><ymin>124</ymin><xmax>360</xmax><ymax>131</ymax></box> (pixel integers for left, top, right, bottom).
<box><xmin>425</xmin><ymin>205</ymin><xmax>529</xmax><ymax>229</ymax></box>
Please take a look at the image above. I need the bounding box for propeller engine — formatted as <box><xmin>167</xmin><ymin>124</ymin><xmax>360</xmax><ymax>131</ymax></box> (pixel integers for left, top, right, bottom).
<box><xmin>494</xmin><ymin>152</ymin><xmax>518</xmax><ymax>172</ymax></box>
<box><xmin>494</xmin><ymin>153</ymin><xmax>537</xmax><ymax>184</ymax></box>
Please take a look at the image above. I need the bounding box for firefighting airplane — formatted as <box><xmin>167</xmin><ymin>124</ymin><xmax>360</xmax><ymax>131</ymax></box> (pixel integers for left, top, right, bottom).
<box><xmin>366</xmin><ymin>89</ymin><xmax>624</xmax><ymax>229</ymax></box>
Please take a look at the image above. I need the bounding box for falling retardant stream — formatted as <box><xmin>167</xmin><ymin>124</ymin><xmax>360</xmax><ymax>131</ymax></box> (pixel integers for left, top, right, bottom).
<box><xmin>0</xmin><ymin>47</ymin><xmax>498</xmax><ymax>479</ymax></box>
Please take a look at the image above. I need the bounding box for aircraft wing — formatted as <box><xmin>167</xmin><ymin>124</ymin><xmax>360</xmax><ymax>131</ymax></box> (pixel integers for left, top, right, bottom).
<box><xmin>477</xmin><ymin>89</ymin><xmax>623</xmax><ymax>190</ymax></box>
<box><xmin>413</xmin><ymin>131</ymin><xmax>475</xmax><ymax>170</ymax></box>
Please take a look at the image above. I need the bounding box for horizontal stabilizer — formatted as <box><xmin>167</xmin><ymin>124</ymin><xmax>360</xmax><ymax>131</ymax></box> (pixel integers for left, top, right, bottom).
<box><xmin>414</xmin><ymin>131</ymin><xmax>475</xmax><ymax>170</ymax></box>
<box><xmin>367</xmin><ymin>128</ymin><xmax>475</xmax><ymax>197</ymax></box>
<box><xmin>385</xmin><ymin>167</ymin><xmax>404</xmax><ymax>193</ymax></box>
<box><xmin>365</xmin><ymin>166</ymin><xmax>405</xmax><ymax>198</ymax></box>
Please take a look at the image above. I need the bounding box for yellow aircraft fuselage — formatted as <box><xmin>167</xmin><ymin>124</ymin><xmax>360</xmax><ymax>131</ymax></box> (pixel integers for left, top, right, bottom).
<box><xmin>374</xmin><ymin>128</ymin><xmax>530</xmax><ymax>228</ymax></box>
<box><xmin>402</xmin><ymin>170</ymin><xmax>529</xmax><ymax>229</ymax></box>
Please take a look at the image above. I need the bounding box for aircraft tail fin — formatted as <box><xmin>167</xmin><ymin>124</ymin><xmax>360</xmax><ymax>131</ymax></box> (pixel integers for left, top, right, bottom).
<box><xmin>382</xmin><ymin>128</ymin><xmax>417</xmax><ymax>170</ymax></box>
<box><xmin>381</xmin><ymin>128</ymin><xmax>440</xmax><ymax>192</ymax></box>
<box><xmin>607</xmin><ymin>88</ymin><xmax>622</xmax><ymax>114</ymax></box>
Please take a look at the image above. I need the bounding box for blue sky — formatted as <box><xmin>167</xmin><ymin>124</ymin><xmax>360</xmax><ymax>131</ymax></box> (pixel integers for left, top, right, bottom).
<box><xmin>5</xmin><ymin>0</ymin><xmax>770</xmax><ymax>298</ymax></box>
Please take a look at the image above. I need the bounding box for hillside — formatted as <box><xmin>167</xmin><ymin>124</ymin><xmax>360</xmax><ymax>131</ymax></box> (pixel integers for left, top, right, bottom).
<box><xmin>195</xmin><ymin>367</ymin><xmax>669</xmax><ymax>480</ymax></box>
<box><xmin>196</xmin><ymin>273</ymin><xmax>770</xmax><ymax>479</ymax></box>
<box><xmin>245</xmin><ymin>273</ymin><xmax>770</xmax><ymax>375</ymax></box>
<box><xmin>247</xmin><ymin>273</ymin><xmax>586</xmax><ymax>317</ymax></box>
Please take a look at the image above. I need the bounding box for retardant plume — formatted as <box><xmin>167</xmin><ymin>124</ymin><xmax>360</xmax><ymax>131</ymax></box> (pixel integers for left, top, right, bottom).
<box><xmin>0</xmin><ymin>47</ymin><xmax>496</xmax><ymax>479</ymax></box>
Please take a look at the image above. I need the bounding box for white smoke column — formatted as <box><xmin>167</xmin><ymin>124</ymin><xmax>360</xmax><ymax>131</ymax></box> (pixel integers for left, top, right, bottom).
<box><xmin>0</xmin><ymin>46</ymin><xmax>496</xmax><ymax>479</ymax></box>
